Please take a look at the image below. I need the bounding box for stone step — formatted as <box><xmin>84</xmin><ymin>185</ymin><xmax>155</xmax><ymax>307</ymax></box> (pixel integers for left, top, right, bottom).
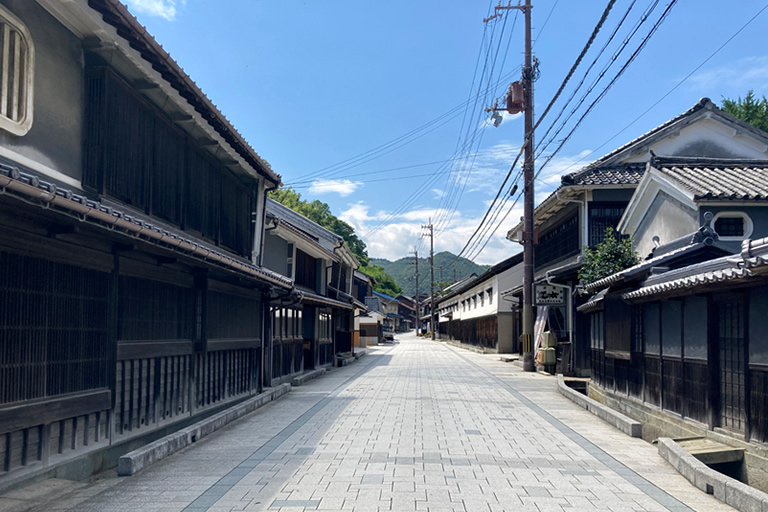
<box><xmin>676</xmin><ymin>437</ymin><xmax>745</xmax><ymax>465</ymax></box>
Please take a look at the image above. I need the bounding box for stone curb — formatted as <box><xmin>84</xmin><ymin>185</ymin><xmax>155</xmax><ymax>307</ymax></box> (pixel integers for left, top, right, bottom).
<box><xmin>354</xmin><ymin>349</ymin><xmax>367</xmax><ymax>359</ymax></box>
<box><xmin>657</xmin><ymin>438</ymin><xmax>768</xmax><ymax>512</ymax></box>
<box><xmin>291</xmin><ymin>368</ymin><xmax>326</xmax><ymax>386</ymax></box>
<box><xmin>556</xmin><ymin>374</ymin><xmax>642</xmax><ymax>438</ymax></box>
<box><xmin>117</xmin><ymin>384</ymin><xmax>291</xmax><ymax>476</ymax></box>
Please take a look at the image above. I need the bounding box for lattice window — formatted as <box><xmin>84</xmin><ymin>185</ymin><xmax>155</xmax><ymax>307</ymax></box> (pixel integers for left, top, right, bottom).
<box><xmin>0</xmin><ymin>252</ymin><xmax>109</xmax><ymax>405</ymax></box>
<box><xmin>713</xmin><ymin>212</ymin><xmax>752</xmax><ymax>240</ymax></box>
<box><xmin>0</xmin><ymin>5</ymin><xmax>33</xmax><ymax>136</ymax></box>
<box><xmin>589</xmin><ymin>203</ymin><xmax>626</xmax><ymax>246</ymax></box>
<box><xmin>535</xmin><ymin>214</ymin><xmax>579</xmax><ymax>267</ymax></box>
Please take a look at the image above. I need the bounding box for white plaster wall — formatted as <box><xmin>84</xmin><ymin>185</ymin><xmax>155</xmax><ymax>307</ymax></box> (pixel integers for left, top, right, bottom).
<box><xmin>621</xmin><ymin>118</ymin><xmax>768</xmax><ymax>164</ymax></box>
<box><xmin>497</xmin><ymin>262</ymin><xmax>524</xmax><ymax>312</ymax></box>
<box><xmin>634</xmin><ymin>192</ymin><xmax>698</xmax><ymax>258</ymax></box>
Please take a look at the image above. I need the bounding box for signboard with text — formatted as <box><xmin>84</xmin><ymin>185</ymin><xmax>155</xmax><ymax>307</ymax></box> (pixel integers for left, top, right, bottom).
<box><xmin>534</xmin><ymin>284</ymin><xmax>565</xmax><ymax>305</ymax></box>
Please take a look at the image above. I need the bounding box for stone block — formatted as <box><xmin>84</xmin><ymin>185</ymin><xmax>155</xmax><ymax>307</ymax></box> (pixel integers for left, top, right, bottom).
<box><xmin>694</xmin><ymin>465</ymin><xmax>726</xmax><ymax>500</ymax></box>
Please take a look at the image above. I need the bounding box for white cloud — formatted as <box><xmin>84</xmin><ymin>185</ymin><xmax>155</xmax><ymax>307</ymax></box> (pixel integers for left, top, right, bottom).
<box><xmin>687</xmin><ymin>56</ymin><xmax>768</xmax><ymax>95</ymax></box>
<box><xmin>431</xmin><ymin>188</ymin><xmax>445</xmax><ymax>199</ymax></box>
<box><xmin>125</xmin><ymin>0</ymin><xmax>185</xmax><ymax>20</ymax></box>
<box><xmin>342</xmin><ymin>148</ymin><xmax>593</xmax><ymax>266</ymax></box>
<box><xmin>308</xmin><ymin>179</ymin><xmax>362</xmax><ymax>197</ymax></box>
<box><xmin>341</xmin><ymin>201</ymin><xmax>523</xmax><ymax>265</ymax></box>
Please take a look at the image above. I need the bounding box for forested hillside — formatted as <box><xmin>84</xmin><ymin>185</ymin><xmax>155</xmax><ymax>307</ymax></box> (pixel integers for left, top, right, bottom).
<box><xmin>268</xmin><ymin>187</ymin><xmax>402</xmax><ymax>297</ymax></box>
<box><xmin>370</xmin><ymin>252</ymin><xmax>489</xmax><ymax>297</ymax></box>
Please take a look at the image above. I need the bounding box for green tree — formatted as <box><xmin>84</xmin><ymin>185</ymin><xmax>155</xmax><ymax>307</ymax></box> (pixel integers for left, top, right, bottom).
<box><xmin>722</xmin><ymin>91</ymin><xmax>768</xmax><ymax>133</ymax></box>
<box><xmin>578</xmin><ymin>228</ymin><xmax>639</xmax><ymax>285</ymax></box>
<box><xmin>359</xmin><ymin>264</ymin><xmax>402</xmax><ymax>298</ymax></box>
<box><xmin>269</xmin><ymin>187</ymin><xmax>369</xmax><ymax>265</ymax></box>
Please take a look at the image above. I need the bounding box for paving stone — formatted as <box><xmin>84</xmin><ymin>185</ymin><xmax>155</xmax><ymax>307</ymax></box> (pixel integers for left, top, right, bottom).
<box><xmin>10</xmin><ymin>335</ymin><xmax>738</xmax><ymax>512</ymax></box>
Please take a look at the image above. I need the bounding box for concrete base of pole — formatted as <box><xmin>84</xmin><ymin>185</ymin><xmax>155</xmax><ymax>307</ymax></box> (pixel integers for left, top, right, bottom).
<box><xmin>522</xmin><ymin>353</ymin><xmax>535</xmax><ymax>372</ymax></box>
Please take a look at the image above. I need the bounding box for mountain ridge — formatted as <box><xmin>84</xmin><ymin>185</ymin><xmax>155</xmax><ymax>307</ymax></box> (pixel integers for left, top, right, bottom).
<box><xmin>369</xmin><ymin>251</ymin><xmax>489</xmax><ymax>297</ymax></box>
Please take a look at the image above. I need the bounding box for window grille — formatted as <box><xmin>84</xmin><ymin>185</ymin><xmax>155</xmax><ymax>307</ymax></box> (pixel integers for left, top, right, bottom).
<box><xmin>0</xmin><ymin>5</ymin><xmax>33</xmax><ymax>136</ymax></box>
<box><xmin>295</xmin><ymin>250</ymin><xmax>318</xmax><ymax>290</ymax></box>
<box><xmin>0</xmin><ymin>252</ymin><xmax>109</xmax><ymax>405</ymax></box>
<box><xmin>714</xmin><ymin>216</ymin><xmax>744</xmax><ymax>237</ymax></box>
<box><xmin>588</xmin><ymin>204</ymin><xmax>626</xmax><ymax>246</ymax></box>
<box><xmin>535</xmin><ymin>214</ymin><xmax>579</xmax><ymax>267</ymax></box>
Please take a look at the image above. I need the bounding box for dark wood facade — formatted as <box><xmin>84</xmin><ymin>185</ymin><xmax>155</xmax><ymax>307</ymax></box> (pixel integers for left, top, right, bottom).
<box><xmin>0</xmin><ymin>223</ymin><xmax>269</xmax><ymax>483</ymax></box>
<box><xmin>590</xmin><ymin>286</ymin><xmax>768</xmax><ymax>444</ymax></box>
<box><xmin>0</xmin><ymin>0</ymin><xmax>287</xmax><ymax>487</ymax></box>
<box><xmin>439</xmin><ymin>315</ymin><xmax>499</xmax><ymax>350</ymax></box>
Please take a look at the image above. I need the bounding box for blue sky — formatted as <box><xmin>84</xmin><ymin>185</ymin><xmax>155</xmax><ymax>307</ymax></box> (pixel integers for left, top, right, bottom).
<box><xmin>126</xmin><ymin>0</ymin><xmax>768</xmax><ymax>264</ymax></box>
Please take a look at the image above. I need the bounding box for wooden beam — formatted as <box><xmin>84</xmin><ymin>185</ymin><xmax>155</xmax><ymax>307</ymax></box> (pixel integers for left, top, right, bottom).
<box><xmin>0</xmin><ymin>390</ymin><xmax>111</xmax><ymax>435</ymax></box>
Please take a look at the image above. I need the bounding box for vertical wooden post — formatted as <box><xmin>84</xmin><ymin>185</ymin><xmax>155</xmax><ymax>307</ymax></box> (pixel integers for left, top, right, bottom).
<box><xmin>107</xmin><ymin>250</ymin><xmax>120</xmax><ymax>443</ymax></box>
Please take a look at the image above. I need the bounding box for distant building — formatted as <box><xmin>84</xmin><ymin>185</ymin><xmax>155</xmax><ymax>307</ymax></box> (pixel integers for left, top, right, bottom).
<box><xmin>434</xmin><ymin>256</ymin><xmax>522</xmax><ymax>351</ymax></box>
<box><xmin>263</xmin><ymin>198</ymin><xmax>359</xmax><ymax>383</ymax></box>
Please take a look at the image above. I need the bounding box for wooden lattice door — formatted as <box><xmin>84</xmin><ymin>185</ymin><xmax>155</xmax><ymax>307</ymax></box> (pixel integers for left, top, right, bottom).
<box><xmin>716</xmin><ymin>294</ymin><xmax>747</xmax><ymax>433</ymax></box>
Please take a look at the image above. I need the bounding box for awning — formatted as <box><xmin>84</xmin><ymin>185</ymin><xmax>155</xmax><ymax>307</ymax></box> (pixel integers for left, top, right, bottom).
<box><xmin>500</xmin><ymin>284</ymin><xmax>523</xmax><ymax>297</ymax></box>
<box><xmin>299</xmin><ymin>290</ymin><xmax>354</xmax><ymax>310</ymax></box>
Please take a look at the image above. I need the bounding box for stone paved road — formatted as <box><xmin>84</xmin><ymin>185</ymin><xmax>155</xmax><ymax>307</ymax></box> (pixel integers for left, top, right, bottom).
<box><xmin>35</xmin><ymin>333</ymin><xmax>733</xmax><ymax>512</ymax></box>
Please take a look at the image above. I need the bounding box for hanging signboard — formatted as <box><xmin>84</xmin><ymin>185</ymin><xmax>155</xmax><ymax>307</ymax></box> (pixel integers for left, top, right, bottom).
<box><xmin>534</xmin><ymin>284</ymin><xmax>565</xmax><ymax>305</ymax></box>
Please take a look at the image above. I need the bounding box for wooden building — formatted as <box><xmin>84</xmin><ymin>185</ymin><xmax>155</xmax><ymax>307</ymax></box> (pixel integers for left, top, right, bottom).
<box><xmin>434</xmin><ymin>254</ymin><xmax>522</xmax><ymax>352</ymax></box>
<box><xmin>502</xmin><ymin>98</ymin><xmax>768</xmax><ymax>375</ymax></box>
<box><xmin>582</xmin><ymin>158</ymin><xmax>768</xmax><ymax>446</ymax></box>
<box><xmin>0</xmin><ymin>0</ymin><xmax>291</xmax><ymax>488</ymax></box>
<box><xmin>263</xmin><ymin>199</ymin><xmax>360</xmax><ymax>383</ymax></box>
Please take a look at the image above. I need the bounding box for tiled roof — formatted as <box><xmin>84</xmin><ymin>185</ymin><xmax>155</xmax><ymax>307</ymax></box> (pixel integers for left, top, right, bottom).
<box><xmin>87</xmin><ymin>0</ymin><xmax>280</xmax><ymax>185</ymax></box>
<box><xmin>583</xmin><ymin>226</ymin><xmax>728</xmax><ymax>292</ymax></box>
<box><xmin>561</xmin><ymin>163</ymin><xmax>646</xmax><ymax>186</ymax></box>
<box><xmin>266</xmin><ymin>198</ymin><xmax>343</xmax><ymax>245</ymax></box>
<box><xmin>622</xmin><ymin>237</ymin><xmax>768</xmax><ymax>300</ymax></box>
<box><xmin>365</xmin><ymin>296</ymin><xmax>383</xmax><ymax>314</ymax></box>
<box><xmin>0</xmin><ymin>164</ymin><xmax>293</xmax><ymax>288</ymax></box>
<box><xmin>651</xmin><ymin>156</ymin><xmax>768</xmax><ymax>200</ymax></box>
<box><xmin>299</xmin><ymin>290</ymin><xmax>354</xmax><ymax>310</ymax></box>
<box><xmin>576</xmin><ymin>289</ymin><xmax>607</xmax><ymax>313</ymax></box>
<box><xmin>372</xmin><ymin>290</ymin><xmax>397</xmax><ymax>302</ymax></box>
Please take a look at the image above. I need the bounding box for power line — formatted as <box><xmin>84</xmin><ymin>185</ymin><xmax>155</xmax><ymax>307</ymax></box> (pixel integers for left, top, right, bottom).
<box><xmin>536</xmin><ymin>0</ymin><xmax>680</xmax><ymax>177</ymax></box>
<box><xmin>541</xmin><ymin>1</ymin><xmax>768</xmax><ymax>179</ymax></box>
<box><xmin>433</xmin><ymin>12</ymin><xmax>521</xmax><ymax>234</ymax></box>
<box><xmin>535</xmin><ymin>0</ymin><xmax>648</xmax><ymax>160</ymax></box>
<box><xmin>441</xmin><ymin>0</ymin><xmax>620</xmax><ymax>269</ymax></box>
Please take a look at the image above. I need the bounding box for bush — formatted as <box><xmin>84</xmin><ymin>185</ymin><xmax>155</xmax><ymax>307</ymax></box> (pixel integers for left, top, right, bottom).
<box><xmin>578</xmin><ymin>227</ymin><xmax>639</xmax><ymax>285</ymax></box>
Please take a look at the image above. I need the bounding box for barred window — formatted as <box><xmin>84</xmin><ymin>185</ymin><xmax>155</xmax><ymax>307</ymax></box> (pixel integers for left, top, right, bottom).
<box><xmin>713</xmin><ymin>212</ymin><xmax>752</xmax><ymax>240</ymax></box>
<box><xmin>535</xmin><ymin>214</ymin><xmax>579</xmax><ymax>267</ymax></box>
<box><xmin>589</xmin><ymin>203</ymin><xmax>626</xmax><ymax>246</ymax></box>
<box><xmin>0</xmin><ymin>5</ymin><xmax>33</xmax><ymax>136</ymax></box>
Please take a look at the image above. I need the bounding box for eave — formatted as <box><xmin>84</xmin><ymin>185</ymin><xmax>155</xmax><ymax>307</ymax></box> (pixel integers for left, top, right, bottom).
<box><xmin>37</xmin><ymin>0</ymin><xmax>281</xmax><ymax>186</ymax></box>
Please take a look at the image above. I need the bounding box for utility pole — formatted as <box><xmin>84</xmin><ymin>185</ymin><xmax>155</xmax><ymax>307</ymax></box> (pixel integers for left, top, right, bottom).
<box><xmin>411</xmin><ymin>248</ymin><xmax>420</xmax><ymax>334</ymax></box>
<box><xmin>486</xmin><ymin>0</ymin><xmax>536</xmax><ymax>371</ymax></box>
<box><xmin>422</xmin><ymin>221</ymin><xmax>435</xmax><ymax>340</ymax></box>
<box><xmin>521</xmin><ymin>0</ymin><xmax>535</xmax><ymax>372</ymax></box>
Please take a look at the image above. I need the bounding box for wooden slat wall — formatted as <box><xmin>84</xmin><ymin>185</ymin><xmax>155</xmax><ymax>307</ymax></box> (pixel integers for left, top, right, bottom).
<box><xmin>318</xmin><ymin>339</ymin><xmax>333</xmax><ymax>367</ymax></box>
<box><xmin>644</xmin><ymin>356</ymin><xmax>661</xmax><ymax>407</ymax></box>
<box><xmin>684</xmin><ymin>361</ymin><xmax>709</xmax><ymax>424</ymax></box>
<box><xmin>662</xmin><ymin>358</ymin><xmax>684</xmax><ymax>415</ymax></box>
<box><xmin>443</xmin><ymin>316</ymin><xmax>499</xmax><ymax>350</ymax></box>
<box><xmin>749</xmin><ymin>367</ymin><xmax>768</xmax><ymax>443</ymax></box>
<box><xmin>83</xmin><ymin>67</ymin><xmax>255</xmax><ymax>257</ymax></box>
